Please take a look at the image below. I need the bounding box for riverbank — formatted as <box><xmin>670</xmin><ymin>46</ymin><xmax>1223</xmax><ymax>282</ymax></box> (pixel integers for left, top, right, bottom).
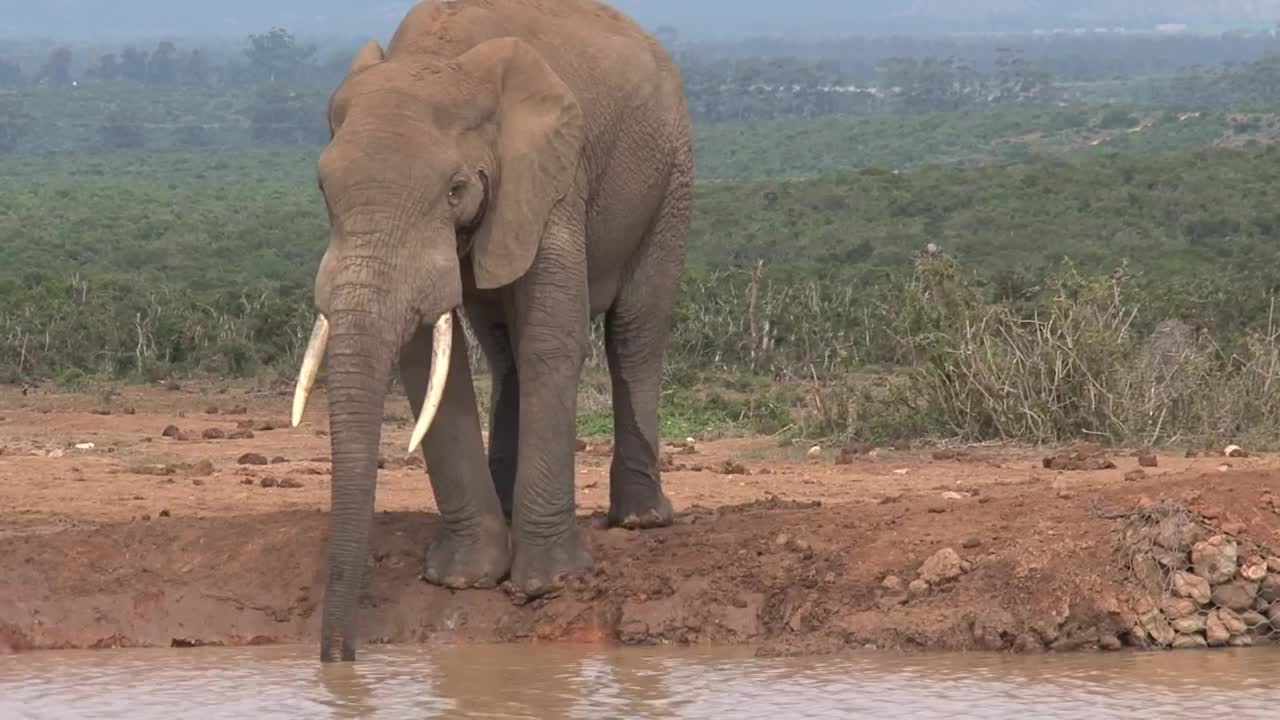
<box><xmin>1</xmin><ymin>384</ymin><xmax>1277</xmax><ymax>655</ymax></box>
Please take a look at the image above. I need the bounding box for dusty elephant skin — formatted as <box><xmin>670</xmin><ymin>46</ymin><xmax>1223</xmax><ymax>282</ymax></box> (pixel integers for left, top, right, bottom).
<box><xmin>284</xmin><ymin>1</ymin><xmax>695</xmax><ymax>661</ymax></box>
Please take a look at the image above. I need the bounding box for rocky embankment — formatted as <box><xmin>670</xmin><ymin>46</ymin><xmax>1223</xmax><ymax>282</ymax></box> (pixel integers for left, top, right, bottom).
<box><xmin>2</xmin><ymin>392</ymin><xmax>1280</xmax><ymax>656</ymax></box>
<box><xmin>1123</xmin><ymin>521</ymin><xmax>1279</xmax><ymax>649</ymax></box>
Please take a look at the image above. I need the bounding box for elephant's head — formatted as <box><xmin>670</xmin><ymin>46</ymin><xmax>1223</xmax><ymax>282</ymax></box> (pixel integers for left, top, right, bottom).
<box><xmin>289</xmin><ymin>36</ymin><xmax>585</xmax><ymax>662</ymax></box>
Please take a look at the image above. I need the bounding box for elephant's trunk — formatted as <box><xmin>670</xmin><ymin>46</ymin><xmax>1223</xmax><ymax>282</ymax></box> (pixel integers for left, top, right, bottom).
<box><xmin>290</xmin><ymin>178</ymin><xmax>465</xmax><ymax>662</ymax></box>
<box><xmin>314</xmin><ymin>308</ymin><xmax>393</xmax><ymax>663</ymax></box>
<box><xmin>291</xmin><ymin>269</ymin><xmax>458</xmax><ymax>663</ymax></box>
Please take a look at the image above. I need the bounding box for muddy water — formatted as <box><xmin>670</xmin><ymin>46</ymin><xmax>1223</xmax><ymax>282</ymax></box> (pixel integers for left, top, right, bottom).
<box><xmin>1</xmin><ymin>645</ymin><xmax>1277</xmax><ymax>719</ymax></box>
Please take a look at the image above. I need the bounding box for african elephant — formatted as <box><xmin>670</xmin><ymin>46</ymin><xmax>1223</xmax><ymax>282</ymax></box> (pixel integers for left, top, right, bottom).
<box><xmin>289</xmin><ymin>0</ymin><xmax>693</xmax><ymax>662</ymax></box>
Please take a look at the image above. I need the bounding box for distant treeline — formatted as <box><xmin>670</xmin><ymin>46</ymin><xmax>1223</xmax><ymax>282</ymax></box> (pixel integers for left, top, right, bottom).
<box><xmin>5</xmin><ymin>28</ymin><xmax>1280</xmax><ymax>156</ymax></box>
<box><xmin>6</xmin><ymin>28</ymin><xmax>1280</xmax><ymax>86</ymax></box>
<box><xmin>678</xmin><ymin>30</ymin><xmax>1280</xmax><ymax>83</ymax></box>
<box><xmin>0</xmin><ymin>29</ymin><xmax>351</xmax><ymax>90</ymax></box>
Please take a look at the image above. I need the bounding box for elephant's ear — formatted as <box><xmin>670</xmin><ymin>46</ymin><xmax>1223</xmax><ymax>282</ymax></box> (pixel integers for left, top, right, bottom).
<box><xmin>456</xmin><ymin>38</ymin><xmax>585</xmax><ymax>290</ymax></box>
<box><xmin>329</xmin><ymin>41</ymin><xmax>385</xmax><ymax>136</ymax></box>
<box><xmin>349</xmin><ymin>39</ymin><xmax>384</xmax><ymax>75</ymax></box>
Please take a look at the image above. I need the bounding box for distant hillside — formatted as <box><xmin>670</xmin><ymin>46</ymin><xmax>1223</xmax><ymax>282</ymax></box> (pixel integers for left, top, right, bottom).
<box><xmin>894</xmin><ymin>1</ymin><xmax>1280</xmax><ymax>25</ymax></box>
<box><xmin>3</xmin><ymin>1</ymin><xmax>1278</xmax><ymax>39</ymax></box>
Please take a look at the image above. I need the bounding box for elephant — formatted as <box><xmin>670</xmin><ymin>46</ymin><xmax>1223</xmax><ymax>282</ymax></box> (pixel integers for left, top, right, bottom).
<box><xmin>289</xmin><ymin>0</ymin><xmax>693</xmax><ymax>662</ymax></box>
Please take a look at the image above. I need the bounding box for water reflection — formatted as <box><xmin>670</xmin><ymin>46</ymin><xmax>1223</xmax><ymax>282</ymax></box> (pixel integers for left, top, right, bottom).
<box><xmin>316</xmin><ymin>660</ymin><xmax>381</xmax><ymax>718</ymax></box>
<box><xmin>0</xmin><ymin>644</ymin><xmax>1277</xmax><ymax>719</ymax></box>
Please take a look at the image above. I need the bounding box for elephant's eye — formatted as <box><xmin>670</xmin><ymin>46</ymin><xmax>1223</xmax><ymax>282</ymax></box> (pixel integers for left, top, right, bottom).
<box><xmin>447</xmin><ymin>180</ymin><xmax>466</xmax><ymax>207</ymax></box>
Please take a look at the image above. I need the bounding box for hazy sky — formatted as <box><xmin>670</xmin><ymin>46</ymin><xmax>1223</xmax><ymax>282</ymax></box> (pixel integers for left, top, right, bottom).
<box><xmin>2</xmin><ymin>1</ymin><xmax>1277</xmax><ymax>39</ymax></box>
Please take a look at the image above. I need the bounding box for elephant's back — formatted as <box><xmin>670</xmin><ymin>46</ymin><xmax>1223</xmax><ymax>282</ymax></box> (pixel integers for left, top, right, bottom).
<box><xmin>390</xmin><ymin>0</ymin><xmax>688</xmax><ymax>169</ymax></box>
<box><xmin>402</xmin><ymin>0</ymin><xmax>656</xmax><ymax>35</ymax></box>
<box><xmin>389</xmin><ymin>0</ymin><xmax>682</xmax><ymax>110</ymax></box>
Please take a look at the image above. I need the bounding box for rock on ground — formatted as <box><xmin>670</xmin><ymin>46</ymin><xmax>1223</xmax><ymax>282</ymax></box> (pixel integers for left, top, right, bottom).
<box><xmin>1139</xmin><ymin>610</ymin><xmax>1177</xmax><ymax>647</ymax></box>
<box><xmin>918</xmin><ymin>548</ymin><xmax>965</xmax><ymax>585</ymax></box>
<box><xmin>1173</xmin><ymin>633</ymin><xmax>1207</xmax><ymax>648</ymax></box>
<box><xmin>1191</xmin><ymin>535</ymin><xmax>1238</xmax><ymax>585</ymax></box>
<box><xmin>1211</xmin><ymin>581</ymin><xmax>1259</xmax><ymax>613</ymax></box>
<box><xmin>1172</xmin><ymin>571</ymin><xmax>1211</xmax><ymax>605</ymax></box>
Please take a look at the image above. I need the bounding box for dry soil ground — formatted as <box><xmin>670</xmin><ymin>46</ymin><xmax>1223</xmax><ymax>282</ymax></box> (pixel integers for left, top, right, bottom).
<box><xmin>1</xmin><ymin>383</ymin><xmax>1278</xmax><ymax>656</ymax></box>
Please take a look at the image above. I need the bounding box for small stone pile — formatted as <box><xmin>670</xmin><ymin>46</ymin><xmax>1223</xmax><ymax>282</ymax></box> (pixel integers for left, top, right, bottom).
<box><xmin>877</xmin><ymin>548</ymin><xmax>973</xmax><ymax>608</ymax></box>
<box><xmin>1130</xmin><ymin>533</ymin><xmax>1279</xmax><ymax>649</ymax></box>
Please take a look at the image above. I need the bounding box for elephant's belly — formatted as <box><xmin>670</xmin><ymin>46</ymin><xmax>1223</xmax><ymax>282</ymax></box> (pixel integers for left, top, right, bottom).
<box><xmin>587</xmin><ymin>274</ymin><xmax>621</xmax><ymax>318</ymax></box>
<box><xmin>583</xmin><ymin>177</ymin><xmax>670</xmax><ymax>318</ymax></box>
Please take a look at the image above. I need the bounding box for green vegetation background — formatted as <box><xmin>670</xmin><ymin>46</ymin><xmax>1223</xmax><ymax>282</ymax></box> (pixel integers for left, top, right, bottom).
<box><xmin>7</xmin><ymin>29</ymin><xmax>1280</xmax><ymax>447</ymax></box>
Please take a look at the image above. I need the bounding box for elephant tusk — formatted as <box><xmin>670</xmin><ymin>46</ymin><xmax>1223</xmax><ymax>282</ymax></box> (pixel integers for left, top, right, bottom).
<box><xmin>407</xmin><ymin>311</ymin><xmax>453</xmax><ymax>454</ymax></box>
<box><xmin>291</xmin><ymin>314</ymin><xmax>330</xmax><ymax>428</ymax></box>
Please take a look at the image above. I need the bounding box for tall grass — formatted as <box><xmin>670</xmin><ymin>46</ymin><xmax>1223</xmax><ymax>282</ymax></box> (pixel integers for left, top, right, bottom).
<box><xmin>6</xmin><ymin>257</ymin><xmax>1280</xmax><ymax>448</ymax></box>
<box><xmin>846</xmin><ymin>256</ymin><xmax>1280</xmax><ymax>447</ymax></box>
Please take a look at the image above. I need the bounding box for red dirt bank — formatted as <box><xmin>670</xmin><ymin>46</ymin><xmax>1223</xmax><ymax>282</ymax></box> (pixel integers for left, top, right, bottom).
<box><xmin>1</xmin><ymin>385</ymin><xmax>1278</xmax><ymax>655</ymax></box>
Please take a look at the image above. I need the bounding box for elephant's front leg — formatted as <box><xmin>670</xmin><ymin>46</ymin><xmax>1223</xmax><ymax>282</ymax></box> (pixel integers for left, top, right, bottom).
<box><xmin>467</xmin><ymin>305</ymin><xmax>520</xmax><ymax>521</ymax></box>
<box><xmin>506</xmin><ymin>249</ymin><xmax>593</xmax><ymax>597</ymax></box>
<box><xmin>400</xmin><ymin>314</ymin><xmax>510</xmax><ymax>588</ymax></box>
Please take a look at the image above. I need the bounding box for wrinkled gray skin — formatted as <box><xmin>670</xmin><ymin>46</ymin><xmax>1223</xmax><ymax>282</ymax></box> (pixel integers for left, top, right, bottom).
<box><xmin>302</xmin><ymin>0</ymin><xmax>692</xmax><ymax>662</ymax></box>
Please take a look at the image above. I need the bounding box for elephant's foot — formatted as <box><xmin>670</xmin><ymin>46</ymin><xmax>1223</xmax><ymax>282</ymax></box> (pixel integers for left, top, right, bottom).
<box><xmin>422</xmin><ymin>517</ymin><xmax>511</xmax><ymax>589</ymax></box>
<box><xmin>507</xmin><ymin>526</ymin><xmax>593</xmax><ymax>598</ymax></box>
<box><xmin>608</xmin><ymin>485</ymin><xmax>674</xmax><ymax>529</ymax></box>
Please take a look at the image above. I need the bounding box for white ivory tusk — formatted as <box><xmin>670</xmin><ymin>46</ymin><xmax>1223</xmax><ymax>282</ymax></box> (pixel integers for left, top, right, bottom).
<box><xmin>406</xmin><ymin>312</ymin><xmax>453</xmax><ymax>454</ymax></box>
<box><xmin>291</xmin><ymin>314</ymin><xmax>330</xmax><ymax>428</ymax></box>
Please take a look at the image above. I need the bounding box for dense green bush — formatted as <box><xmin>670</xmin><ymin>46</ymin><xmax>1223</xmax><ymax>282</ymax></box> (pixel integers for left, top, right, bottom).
<box><xmin>5</xmin><ymin>119</ymin><xmax>1280</xmax><ymax>446</ymax></box>
<box><xmin>9</xmin><ymin>144</ymin><xmax>1280</xmax><ymax>292</ymax></box>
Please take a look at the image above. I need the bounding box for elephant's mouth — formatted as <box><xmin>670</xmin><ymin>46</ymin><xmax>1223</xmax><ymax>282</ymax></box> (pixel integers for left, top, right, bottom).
<box><xmin>290</xmin><ymin>310</ymin><xmax>455</xmax><ymax>454</ymax></box>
